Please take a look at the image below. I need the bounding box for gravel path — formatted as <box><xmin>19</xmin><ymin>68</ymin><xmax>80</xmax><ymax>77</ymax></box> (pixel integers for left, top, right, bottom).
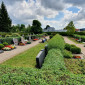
<box><xmin>64</xmin><ymin>36</ymin><xmax>85</xmax><ymax>59</ymax></box>
<box><xmin>0</xmin><ymin>36</ymin><xmax>49</xmax><ymax>64</ymax></box>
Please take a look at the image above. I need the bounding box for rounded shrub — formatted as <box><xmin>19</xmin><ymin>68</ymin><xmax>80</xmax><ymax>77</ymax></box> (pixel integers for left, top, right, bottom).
<box><xmin>70</xmin><ymin>47</ymin><xmax>81</xmax><ymax>54</ymax></box>
<box><xmin>0</xmin><ymin>44</ymin><xmax>4</xmax><ymax>50</ymax></box>
<box><xmin>65</xmin><ymin>43</ymin><xmax>71</xmax><ymax>51</ymax></box>
<box><xmin>3</xmin><ymin>42</ymin><xmax>8</xmax><ymax>46</ymax></box>
<box><xmin>63</xmin><ymin>50</ymin><xmax>73</xmax><ymax>58</ymax></box>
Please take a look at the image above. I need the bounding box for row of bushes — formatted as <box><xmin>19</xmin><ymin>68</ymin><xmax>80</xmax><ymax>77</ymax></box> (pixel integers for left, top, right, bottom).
<box><xmin>73</xmin><ymin>34</ymin><xmax>85</xmax><ymax>42</ymax></box>
<box><xmin>0</xmin><ymin>37</ymin><xmax>21</xmax><ymax>45</ymax></box>
<box><xmin>48</xmin><ymin>34</ymin><xmax>65</xmax><ymax>51</ymax></box>
<box><xmin>65</xmin><ymin>43</ymin><xmax>81</xmax><ymax>54</ymax></box>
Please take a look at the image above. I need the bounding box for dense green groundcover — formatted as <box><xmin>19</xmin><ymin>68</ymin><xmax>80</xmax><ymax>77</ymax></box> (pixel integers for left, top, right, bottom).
<box><xmin>0</xmin><ymin>34</ymin><xmax>85</xmax><ymax>84</ymax></box>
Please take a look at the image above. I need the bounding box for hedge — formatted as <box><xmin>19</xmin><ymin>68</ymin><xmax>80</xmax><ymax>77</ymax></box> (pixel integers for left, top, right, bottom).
<box><xmin>63</xmin><ymin>50</ymin><xmax>73</xmax><ymax>58</ymax></box>
<box><xmin>48</xmin><ymin>34</ymin><xmax>65</xmax><ymax>51</ymax></box>
<box><xmin>0</xmin><ymin>37</ymin><xmax>21</xmax><ymax>44</ymax></box>
<box><xmin>65</xmin><ymin>43</ymin><xmax>81</xmax><ymax>54</ymax></box>
<box><xmin>73</xmin><ymin>34</ymin><xmax>85</xmax><ymax>42</ymax></box>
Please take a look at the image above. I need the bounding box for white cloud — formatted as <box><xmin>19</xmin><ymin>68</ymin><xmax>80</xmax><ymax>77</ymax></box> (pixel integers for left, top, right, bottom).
<box><xmin>0</xmin><ymin>0</ymin><xmax>85</xmax><ymax>29</ymax></box>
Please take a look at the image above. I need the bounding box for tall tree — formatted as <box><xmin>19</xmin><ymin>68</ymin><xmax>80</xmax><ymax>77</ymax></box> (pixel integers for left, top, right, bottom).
<box><xmin>0</xmin><ymin>2</ymin><xmax>12</xmax><ymax>32</ymax></box>
<box><xmin>31</xmin><ymin>20</ymin><xmax>42</xmax><ymax>34</ymax></box>
<box><xmin>64</xmin><ymin>21</ymin><xmax>75</xmax><ymax>35</ymax></box>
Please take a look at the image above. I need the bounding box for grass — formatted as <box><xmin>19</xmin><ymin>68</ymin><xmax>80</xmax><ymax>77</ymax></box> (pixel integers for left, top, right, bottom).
<box><xmin>1</xmin><ymin>42</ymin><xmax>47</xmax><ymax>68</ymax></box>
<box><xmin>64</xmin><ymin>58</ymin><xmax>85</xmax><ymax>74</ymax></box>
<box><xmin>68</xmin><ymin>36</ymin><xmax>83</xmax><ymax>44</ymax></box>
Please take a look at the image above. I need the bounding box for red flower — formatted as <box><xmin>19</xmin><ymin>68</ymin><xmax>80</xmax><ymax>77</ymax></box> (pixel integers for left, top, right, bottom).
<box><xmin>33</xmin><ymin>39</ymin><xmax>39</xmax><ymax>41</ymax></box>
<box><xmin>74</xmin><ymin>56</ymin><xmax>81</xmax><ymax>59</ymax></box>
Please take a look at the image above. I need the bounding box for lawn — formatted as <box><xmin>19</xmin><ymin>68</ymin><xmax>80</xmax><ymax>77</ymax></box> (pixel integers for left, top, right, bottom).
<box><xmin>1</xmin><ymin>42</ymin><xmax>47</xmax><ymax>68</ymax></box>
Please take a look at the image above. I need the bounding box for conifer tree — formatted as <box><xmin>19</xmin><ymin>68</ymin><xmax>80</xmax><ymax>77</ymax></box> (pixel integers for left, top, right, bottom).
<box><xmin>0</xmin><ymin>2</ymin><xmax>12</xmax><ymax>32</ymax></box>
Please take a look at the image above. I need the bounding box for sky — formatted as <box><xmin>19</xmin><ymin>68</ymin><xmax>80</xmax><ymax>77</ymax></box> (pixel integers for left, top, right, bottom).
<box><xmin>0</xmin><ymin>0</ymin><xmax>85</xmax><ymax>30</ymax></box>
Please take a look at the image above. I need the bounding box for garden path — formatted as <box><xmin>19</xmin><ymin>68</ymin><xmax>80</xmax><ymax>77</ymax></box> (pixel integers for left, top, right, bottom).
<box><xmin>0</xmin><ymin>36</ymin><xmax>49</xmax><ymax>64</ymax></box>
<box><xmin>63</xmin><ymin>36</ymin><xmax>85</xmax><ymax>59</ymax></box>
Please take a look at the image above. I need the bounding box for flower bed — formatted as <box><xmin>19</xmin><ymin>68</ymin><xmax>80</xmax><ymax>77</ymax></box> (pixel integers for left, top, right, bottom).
<box><xmin>73</xmin><ymin>56</ymin><xmax>81</xmax><ymax>59</ymax></box>
<box><xmin>2</xmin><ymin>47</ymin><xmax>11</xmax><ymax>51</ymax></box>
<box><xmin>19</xmin><ymin>42</ymin><xmax>25</xmax><ymax>46</ymax></box>
<box><xmin>33</xmin><ymin>39</ymin><xmax>39</xmax><ymax>41</ymax></box>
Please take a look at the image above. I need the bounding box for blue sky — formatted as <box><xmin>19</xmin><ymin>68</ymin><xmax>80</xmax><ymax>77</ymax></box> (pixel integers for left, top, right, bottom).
<box><xmin>67</xmin><ymin>7</ymin><xmax>80</xmax><ymax>13</ymax></box>
<box><xmin>0</xmin><ymin>0</ymin><xmax>85</xmax><ymax>29</ymax></box>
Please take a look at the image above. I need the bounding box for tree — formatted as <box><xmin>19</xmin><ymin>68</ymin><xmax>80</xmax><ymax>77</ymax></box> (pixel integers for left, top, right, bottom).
<box><xmin>0</xmin><ymin>2</ymin><xmax>12</xmax><ymax>32</ymax></box>
<box><xmin>20</xmin><ymin>24</ymin><xmax>25</xmax><ymax>32</ymax></box>
<box><xmin>45</xmin><ymin>25</ymin><xmax>50</xmax><ymax>29</ymax></box>
<box><xmin>64</xmin><ymin>21</ymin><xmax>75</xmax><ymax>35</ymax></box>
<box><xmin>25</xmin><ymin>25</ymin><xmax>31</xmax><ymax>33</ymax></box>
<box><xmin>31</xmin><ymin>20</ymin><xmax>42</xmax><ymax>34</ymax></box>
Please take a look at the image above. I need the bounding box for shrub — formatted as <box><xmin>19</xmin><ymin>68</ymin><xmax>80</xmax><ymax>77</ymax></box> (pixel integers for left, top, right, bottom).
<box><xmin>3</xmin><ymin>42</ymin><xmax>8</xmax><ymax>46</ymax></box>
<box><xmin>65</xmin><ymin>43</ymin><xmax>71</xmax><ymax>51</ymax></box>
<box><xmin>42</xmin><ymin>49</ymin><xmax>66</xmax><ymax>71</ymax></box>
<box><xmin>48</xmin><ymin>34</ymin><xmax>65</xmax><ymax>51</ymax></box>
<box><xmin>50</xmin><ymin>35</ymin><xmax>53</xmax><ymax>39</ymax></box>
<box><xmin>0</xmin><ymin>44</ymin><xmax>4</xmax><ymax>50</ymax></box>
<box><xmin>27</xmin><ymin>41</ymin><xmax>31</xmax><ymax>44</ymax></box>
<box><xmin>0</xmin><ymin>37</ymin><xmax>21</xmax><ymax>44</ymax></box>
<box><xmin>63</xmin><ymin>50</ymin><xmax>73</xmax><ymax>58</ymax></box>
<box><xmin>70</xmin><ymin>47</ymin><xmax>81</xmax><ymax>54</ymax></box>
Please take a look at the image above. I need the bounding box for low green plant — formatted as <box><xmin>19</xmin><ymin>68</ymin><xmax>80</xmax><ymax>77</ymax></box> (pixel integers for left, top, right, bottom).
<box><xmin>65</xmin><ymin>43</ymin><xmax>81</xmax><ymax>54</ymax></box>
<box><xmin>3</xmin><ymin>42</ymin><xmax>8</xmax><ymax>46</ymax></box>
<box><xmin>63</xmin><ymin>50</ymin><xmax>73</xmax><ymax>58</ymax></box>
<box><xmin>70</xmin><ymin>46</ymin><xmax>81</xmax><ymax>54</ymax></box>
<box><xmin>27</xmin><ymin>41</ymin><xmax>31</xmax><ymax>44</ymax></box>
<box><xmin>65</xmin><ymin>43</ymin><xmax>71</xmax><ymax>51</ymax></box>
<box><xmin>48</xmin><ymin>34</ymin><xmax>65</xmax><ymax>51</ymax></box>
<box><xmin>0</xmin><ymin>44</ymin><xmax>4</xmax><ymax>50</ymax></box>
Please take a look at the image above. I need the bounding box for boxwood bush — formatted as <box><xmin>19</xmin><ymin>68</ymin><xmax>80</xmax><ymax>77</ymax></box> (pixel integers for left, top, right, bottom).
<box><xmin>70</xmin><ymin>47</ymin><xmax>81</xmax><ymax>54</ymax></box>
<box><xmin>0</xmin><ymin>44</ymin><xmax>4</xmax><ymax>50</ymax></box>
<box><xmin>63</xmin><ymin>50</ymin><xmax>73</xmax><ymax>58</ymax></box>
<box><xmin>65</xmin><ymin>43</ymin><xmax>81</xmax><ymax>54</ymax></box>
<box><xmin>48</xmin><ymin>34</ymin><xmax>65</xmax><ymax>51</ymax></box>
<box><xmin>0</xmin><ymin>37</ymin><xmax>21</xmax><ymax>44</ymax></box>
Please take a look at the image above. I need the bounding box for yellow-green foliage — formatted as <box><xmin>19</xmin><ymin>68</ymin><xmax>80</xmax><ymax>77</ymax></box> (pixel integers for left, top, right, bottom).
<box><xmin>48</xmin><ymin>34</ymin><xmax>65</xmax><ymax>51</ymax></box>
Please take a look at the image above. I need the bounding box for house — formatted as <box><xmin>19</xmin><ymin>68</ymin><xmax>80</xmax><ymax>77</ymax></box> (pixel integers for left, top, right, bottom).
<box><xmin>75</xmin><ymin>29</ymin><xmax>80</xmax><ymax>32</ymax></box>
<box><xmin>80</xmin><ymin>28</ymin><xmax>85</xmax><ymax>31</ymax></box>
<box><xmin>43</xmin><ymin>27</ymin><xmax>56</xmax><ymax>32</ymax></box>
<box><xmin>56</xmin><ymin>29</ymin><xmax>67</xmax><ymax>32</ymax></box>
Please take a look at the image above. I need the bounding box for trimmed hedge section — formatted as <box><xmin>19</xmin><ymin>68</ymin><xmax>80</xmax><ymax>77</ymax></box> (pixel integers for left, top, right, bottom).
<box><xmin>0</xmin><ymin>37</ymin><xmax>21</xmax><ymax>44</ymax></box>
<box><xmin>65</xmin><ymin>43</ymin><xmax>81</xmax><ymax>54</ymax></box>
<box><xmin>48</xmin><ymin>34</ymin><xmax>65</xmax><ymax>51</ymax></box>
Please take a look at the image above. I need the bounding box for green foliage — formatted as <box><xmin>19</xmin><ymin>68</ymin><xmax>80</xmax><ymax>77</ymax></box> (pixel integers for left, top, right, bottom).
<box><xmin>0</xmin><ymin>2</ymin><xmax>11</xmax><ymax>32</ymax></box>
<box><xmin>0</xmin><ymin>37</ymin><xmax>21</xmax><ymax>44</ymax></box>
<box><xmin>48</xmin><ymin>34</ymin><xmax>65</xmax><ymax>51</ymax></box>
<box><xmin>73</xmin><ymin>34</ymin><xmax>85</xmax><ymax>42</ymax></box>
<box><xmin>64</xmin><ymin>21</ymin><xmax>75</xmax><ymax>35</ymax></box>
<box><xmin>27</xmin><ymin>41</ymin><xmax>31</xmax><ymax>44</ymax></box>
<box><xmin>0</xmin><ymin>44</ymin><xmax>4</xmax><ymax>50</ymax></box>
<box><xmin>3</xmin><ymin>42</ymin><xmax>8</xmax><ymax>46</ymax></box>
<box><xmin>63</xmin><ymin>50</ymin><xmax>73</xmax><ymax>58</ymax></box>
<box><xmin>64</xmin><ymin>59</ymin><xmax>85</xmax><ymax>74</ymax></box>
<box><xmin>31</xmin><ymin>20</ymin><xmax>42</xmax><ymax>34</ymax></box>
<box><xmin>70</xmin><ymin>46</ymin><xmax>81</xmax><ymax>54</ymax></box>
<box><xmin>65</xmin><ymin>43</ymin><xmax>71</xmax><ymax>51</ymax></box>
<box><xmin>65</xmin><ymin>43</ymin><xmax>81</xmax><ymax>54</ymax></box>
